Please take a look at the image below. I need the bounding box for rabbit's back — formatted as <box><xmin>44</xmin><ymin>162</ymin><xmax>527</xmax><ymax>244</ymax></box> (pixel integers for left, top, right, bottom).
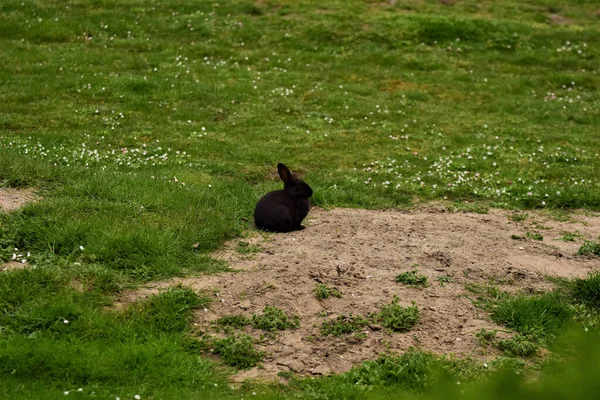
<box><xmin>254</xmin><ymin>190</ymin><xmax>309</xmax><ymax>232</ymax></box>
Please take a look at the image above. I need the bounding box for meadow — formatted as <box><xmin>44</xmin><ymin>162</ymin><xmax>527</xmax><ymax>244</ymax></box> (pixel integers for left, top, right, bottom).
<box><xmin>1</xmin><ymin>0</ymin><xmax>600</xmax><ymax>398</ymax></box>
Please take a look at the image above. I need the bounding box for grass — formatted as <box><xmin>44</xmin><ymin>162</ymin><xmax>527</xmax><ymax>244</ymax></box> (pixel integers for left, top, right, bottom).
<box><xmin>559</xmin><ymin>232</ymin><xmax>577</xmax><ymax>242</ymax></box>
<box><xmin>314</xmin><ymin>283</ymin><xmax>342</xmax><ymax>300</ymax></box>
<box><xmin>235</xmin><ymin>241</ymin><xmax>262</xmax><ymax>255</ymax></box>
<box><xmin>435</xmin><ymin>275</ymin><xmax>454</xmax><ymax>287</ymax></box>
<box><xmin>396</xmin><ymin>270</ymin><xmax>429</xmax><ymax>287</ymax></box>
<box><xmin>490</xmin><ymin>292</ymin><xmax>573</xmax><ymax>342</ymax></box>
<box><xmin>321</xmin><ymin>297</ymin><xmax>420</xmax><ymax>336</ymax></box>
<box><xmin>497</xmin><ymin>334</ymin><xmax>541</xmax><ymax>357</ymax></box>
<box><xmin>251</xmin><ymin>306</ymin><xmax>300</xmax><ymax>331</ymax></box>
<box><xmin>509</xmin><ymin>213</ymin><xmax>529</xmax><ymax>222</ymax></box>
<box><xmin>210</xmin><ymin>334</ymin><xmax>265</xmax><ymax>370</ymax></box>
<box><xmin>373</xmin><ymin>297</ymin><xmax>420</xmax><ymax>333</ymax></box>
<box><xmin>447</xmin><ymin>202</ymin><xmax>488</xmax><ymax>214</ymax></box>
<box><xmin>476</xmin><ymin>328</ymin><xmax>498</xmax><ymax>346</ymax></box>
<box><xmin>577</xmin><ymin>240</ymin><xmax>600</xmax><ymax>256</ymax></box>
<box><xmin>526</xmin><ymin>232</ymin><xmax>544</xmax><ymax>241</ymax></box>
<box><xmin>1</xmin><ymin>0</ymin><xmax>600</xmax><ymax>397</ymax></box>
<box><xmin>215</xmin><ymin>306</ymin><xmax>300</xmax><ymax>332</ymax></box>
<box><xmin>571</xmin><ymin>273</ymin><xmax>600</xmax><ymax>310</ymax></box>
<box><xmin>321</xmin><ymin>315</ymin><xmax>370</xmax><ymax>337</ymax></box>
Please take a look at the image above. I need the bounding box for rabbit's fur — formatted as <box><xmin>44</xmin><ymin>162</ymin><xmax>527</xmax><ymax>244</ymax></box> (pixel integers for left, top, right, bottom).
<box><xmin>254</xmin><ymin>163</ymin><xmax>313</xmax><ymax>232</ymax></box>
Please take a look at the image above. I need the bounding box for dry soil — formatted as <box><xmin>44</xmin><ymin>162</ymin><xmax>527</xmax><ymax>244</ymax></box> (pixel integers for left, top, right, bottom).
<box><xmin>118</xmin><ymin>206</ymin><xmax>600</xmax><ymax>380</ymax></box>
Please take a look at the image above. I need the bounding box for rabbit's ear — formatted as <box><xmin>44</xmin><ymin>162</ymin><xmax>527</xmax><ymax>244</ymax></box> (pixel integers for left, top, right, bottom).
<box><xmin>277</xmin><ymin>163</ymin><xmax>292</xmax><ymax>183</ymax></box>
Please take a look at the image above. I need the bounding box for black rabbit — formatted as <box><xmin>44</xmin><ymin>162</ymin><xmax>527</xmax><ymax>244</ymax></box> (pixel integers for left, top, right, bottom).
<box><xmin>254</xmin><ymin>163</ymin><xmax>313</xmax><ymax>232</ymax></box>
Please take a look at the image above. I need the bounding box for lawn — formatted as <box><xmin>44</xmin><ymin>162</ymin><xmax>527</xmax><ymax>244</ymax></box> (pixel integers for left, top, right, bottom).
<box><xmin>1</xmin><ymin>0</ymin><xmax>600</xmax><ymax>398</ymax></box>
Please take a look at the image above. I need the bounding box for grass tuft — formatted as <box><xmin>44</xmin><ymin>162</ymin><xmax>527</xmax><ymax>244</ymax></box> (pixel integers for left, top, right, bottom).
<box><xmin>321</xmin><ymin>315</ymin><xmax>370</xmax><ymax>337</ymax></box>
<box><xmin>211</xmin><ymin>334</ymin><xmax>265</xmax><ymax>369</ymax></box>
<box><xmin>314</xmin><ymin>283</ymin><xmax>342</xmax><ymax>300</ymax></box>
<box><xmin>571</xmin><ymin>273</ymin><xmax>600</xmax><ymax>310</ymax></box>
<box><xmin>578</xmin><ymin>241</ymin><xmax>600</xmax><ymax>256</ymax></box>
<box><xmin>490</xmin><ymin>292</ymin><xmax>573</xmax><ymax>341</ymax></box>
<box><xmin>250</xmin><ymin>306</ymin><xmax>300</xmax><ymax>331</ymax></box>
<box><xmin>396</xmin><ymin>270</ymin><xmax>429</xmax><ymax>287</ymax></box>
<box><xmin>373</xmin><ymin>296</ymin><xmax>420</xmax><ymax>332</ymax></box>
<box><xmin>125</xmin><ymin>286</ymin><xmax>211</xmax><ymax>334</ymax></box>
<box><xmin>526</xmin><ymin>232</ymin><xmax>544</xmax><ymax>241</ymax></box>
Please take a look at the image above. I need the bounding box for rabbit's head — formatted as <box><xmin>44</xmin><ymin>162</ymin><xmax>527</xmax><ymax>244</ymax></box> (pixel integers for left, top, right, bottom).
<box><xmin>278</xmin><ymin>163</ymin><xmax>313</xmax><ymax>199</ymax></box>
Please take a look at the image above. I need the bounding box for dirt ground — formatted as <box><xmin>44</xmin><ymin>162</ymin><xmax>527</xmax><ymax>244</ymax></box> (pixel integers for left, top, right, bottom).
<box><xmin>1</xmin><ymin>188</ymin><xmax>37</xmax><ymax>271</ymax></box>
<box><xmin>118</xmin><ymin>206</ymin><xmax>600</xmax><ymax>380</ymax></box>
<box><xmin>0</xmin><ymin>187</ymin><xmax>36</xmax><ymax>213</ymax></box>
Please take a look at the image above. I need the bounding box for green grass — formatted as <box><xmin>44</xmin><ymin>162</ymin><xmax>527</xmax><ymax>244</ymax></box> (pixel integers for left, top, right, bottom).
<box><xmin>435</xmin><ymin>275</ymin><xmax>454</xmax><ymax>287</ymax></box>
<box><xmin>250</xmin><ymin>306</ymin><xmax>300</xmax><ymax>331</ymax></box>
<box><xmin>2</xmin><ymin>0</ymin><xmax>600</xmax><ymax>397</ymax></box>
<box><xmin>526</xmin><ymin>232</ymin><xmax>544</xmax><ymax>241</ymax></box>
<box><xmin>321</xmin><ymin>315</ymin><xmax>370</xmax><ymax>337</ymax></box>
<box><xmin>490</xmin><ymin>292</ymin><xmax>573</xmax><ymax>342</ymax></box>
<box><xmin>396</xmin><ymin>270</ymin><xmax>429</xmax><ymax>287</ymax></box>
<box><xmin>476</xmin><ymin>328</ymin><xmax>498</xmax><ymax>346</ymax></box>
<box><xmin>447</xmin><ymin>202</ymin><xmax>489</xmax><ymax>214</ymax></box>
<box><xmin>210</xmin><ymin>334</ymin><xmax>265</xmax><ymax>370</ymax></box>
<box><xmin>215</xmin><ymin>315</ymin><xmax>251</xmax><ymax>330</ymax></box>
<box><xmin>559</xmin><ymin>232</ymin><xmax>577</xmax><ymax>242</ymax></box>
<box><xmin>215</xmin><ymin>306</ymin><xmax>300</xmax><ymax>332</ymax></box>
<box><xmin>509</xmin><ymin>213</ymin><xmax>529</xmax><ymax>222</ymax></box>
<box><xmin>571</xmin><ymin>273</ymin><xmax>600</xmax><ymax>310</ymax></box>
<box><xmin>577</xmin><ymin>241</ymin><xmax>600</xmax><ymax>256</ymax></box>
<box><xmin>320</xmin><ymin>297</ymin><xmax>420</xmax><ymax>336</ymax></box>
<box><xmin>235</xmin><ymin>241</ymin><xmax>262</xmax><ymax>255</ymax></box>
<box><xmin>373</xmin><ymin>297</ymin><xmax>421</xmax><ymax>333</ymax></box>
<box><xmin>314</xmin><ymin>283</ymin><xmax>342</xmax><ymax>300</ymax></box>
<box><xmin>497</xmin><ymin>334</ymin><xmax>541</xmax><ymax>357</ymax></box>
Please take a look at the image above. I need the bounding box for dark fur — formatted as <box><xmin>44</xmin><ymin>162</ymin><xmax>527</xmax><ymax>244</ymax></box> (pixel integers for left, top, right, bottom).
<box><xmin>254</xmin><ymin>163</ymin><xmax>313</xmax><ymax>233</ymax></box>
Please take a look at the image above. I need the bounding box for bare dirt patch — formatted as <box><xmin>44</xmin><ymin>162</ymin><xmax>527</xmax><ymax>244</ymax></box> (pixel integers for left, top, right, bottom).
<box><xmin>1</xmin><ymin>261</ymin><xmax>28</xmax><ymax>272</ymax></box>
<box><xmin>549</xmin><ymin>14</ymin><xmax>575</xmax><ymax>25</ymax></box>
<box><xmin>1</xmin><ymin>188</ymin><xmax>37</xmax><ymax>271</ymax></box>
<box><xmin>0</xmin><ymin>188</ymin><xmax>37</xmax><ymax>213</ymax></box>
<box><xmin>119</xmin><ymin>207</ymin><xmax>600</xmax><ymax>380</ymax></box>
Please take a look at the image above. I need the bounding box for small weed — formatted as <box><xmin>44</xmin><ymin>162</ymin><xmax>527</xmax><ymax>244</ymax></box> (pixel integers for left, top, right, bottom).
<box><xmin>571</xmin><ymin>273</ymin><xmax>600</xmax><ymax>310</ymax></box>
<box><xmin>526</xmin><ymin>232</ymin><xmax>544</xmax><ymax>241</ymax></box>
<box><xmin>448</xmin><ymin>202</ymin><xmax>489</xmax><ymax>214</ymax></box>
<box><xmin>277</xmin><ymin>371</ymin><xmax>293</xmax><ymax>379</ymax></box>
<box><xmin>511</xmin><ymin>235</ymin><xmax>525</xmax><ymax>240</ymax></box>
<box><xmin>465</xmin><ymin>284</ymin><xmax>509</xmax><ymax>309</ymax></box>
<box><xmin>215</xmin><ymin>307</ymin><xmax>299</xmax><ymax>332</ymax></box>
<box><xmin>373</xmin><ymin>296</ymin><xmax>420</xmax><ymax>332</ymax></box>
<box><xmin>559</xmin><ymin>232</ymin><xmax>577</xmax><ymax>242</ymax></box>
<box><xmin>496</xmin><ymin>334</ymin><xmax>540</xmax><ymax>357</ymax></box>
<box><xmin>476</xmin><ymin>328</ymin><xmax>497</xmax><ymax>346</ymax></box>
<box><xmin>321</xmin><ymin>315</ymin><xmax>369</xmax><ymax>336</ymax></box>
<box><xmin>314</xmin><ymin>283</ymin><xmax>342</xmax><ymax>300</ymax></box>
<box><xmin>396</xmin><ymin>270</ymin><xmax>428</xmax><ymax>287</ymax></box>
<box><xmin>215</xmin><ymin>315</ymin><xmax>251</xmax><ymax>329</ymax></box>
<box><xmin>251</xmin><ymin>306</ymin><xmax>300</xmax><ymax>331</ymax></box>
<box><xmin>211</xmin><ymin>334</ymin><xmax>265</xmax><ymax>369</ymax></box>
<box><xmin>435</xmin><ymin>275</ymin><xmax>454</xmax><ymax>287</ymax></box>
<box><xmin>509</xmin><ymin>213</ymin><xmax>529</xmax><ymax>222</ymax></box>
<box><xmin>544</xmin><ymin>209</ymin><xmax>572</xmax><ymax>222</ymax></box>
<box><xmin>235</xmin><ymin>241</ymin><xmax>262</xmax><ymax>254</ymax></box>
<box><xmin>577</xmin><ymin>241</ymin><xmax>600</xmax><ymax>256</ymax></box>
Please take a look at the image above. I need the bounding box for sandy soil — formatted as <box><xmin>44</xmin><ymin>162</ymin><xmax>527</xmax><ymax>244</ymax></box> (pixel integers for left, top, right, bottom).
<box><xmin>1</xmin><ymin>188</ymin><xmax>37</xmax><ymax>271</ymax></box>
<box><xmin>118</xmin><ymin>206</ymin><xmax>600</xmax><ymax>380</ymax></box>
<box><xmin>0</xmin><ymin>188</ymin><xmax>36</xmax><ymax>213</ymax></box>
